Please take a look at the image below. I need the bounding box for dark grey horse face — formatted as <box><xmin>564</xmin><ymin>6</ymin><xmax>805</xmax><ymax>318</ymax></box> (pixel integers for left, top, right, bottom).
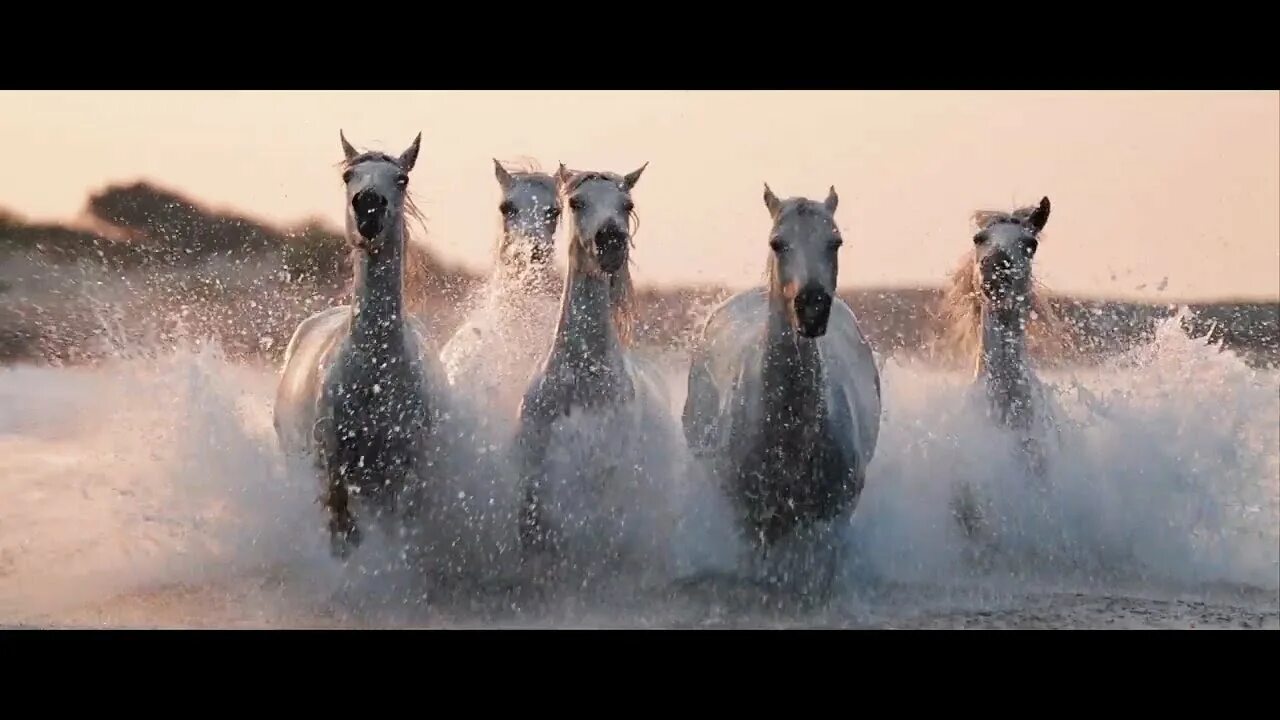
<box><xmin>558</xmin><ymin>163</ymin><xmax>646</xmax><ymax>275</ymax></box>
<box><xmin>494</xmin><ymin>160</ymin><xmax>560</xmax><ymax>265</ymax></box>
<box><xmin>339</xmin><ymin>131</ymin><xmax>421</xmax><ymax>250</ymax></box>
<box><xmin>763</xmin><ymin>184</ymin><xmax>843</xmax><ymax>338</ymax></box>
<box><xmin>973</xmin><ymin>196</ymin><xmax>1049</xmax><ymax>303</ymax></box>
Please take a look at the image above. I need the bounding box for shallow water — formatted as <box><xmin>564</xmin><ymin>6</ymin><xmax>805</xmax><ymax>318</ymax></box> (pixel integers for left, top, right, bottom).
<box><xmin>0</xmin><ymin>314</ymin><xmax>1276</xmax><ymax>629</ymax></box>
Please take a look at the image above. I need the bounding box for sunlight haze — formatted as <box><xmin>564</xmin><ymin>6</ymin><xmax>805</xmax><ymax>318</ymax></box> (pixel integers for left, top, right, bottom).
<box><xmin>0</xmin><ymin>89</ymin><xmax>1276</xmax><ymax>300</ymax></box>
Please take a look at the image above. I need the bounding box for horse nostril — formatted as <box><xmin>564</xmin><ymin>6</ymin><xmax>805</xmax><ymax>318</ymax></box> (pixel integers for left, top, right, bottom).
<box><xmin>795</xmin><ymin>287</ymin><xmax>832</xmax><ymax>311</ymax></box>
<box><xmin>595</xmin><ymin>224</ymin><xmax>627</xmax><ymax>250</ymax></box>
<box><xmin>352</xmin><ymin>190</ymin><xmax>386</xmax><ymax>217</ymax></box>
<box><xmin>793</xmin><ymin>286</ymin><xmax>832</xmax><ymax>336</ymax></box>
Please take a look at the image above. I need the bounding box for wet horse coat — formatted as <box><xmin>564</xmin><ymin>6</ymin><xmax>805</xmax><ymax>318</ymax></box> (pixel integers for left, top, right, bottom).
<box><xmin>273</xmin><ymin>132</ymin><xmax>450</xmax><ymax>559</ymax></box>
<box><xmin>513</xmin><ymin>163</ymin><xmax>682</xmax><ymax>585</ymax></box>
<box><xmin>682</xmin><ymin>186</ymin><xmax>880</xmax><ymax>594</ymax></box>
<box><xmin>939</xmin><ymin>196</ymin><xmax>1058</xmax><ymax>545</ymax></box>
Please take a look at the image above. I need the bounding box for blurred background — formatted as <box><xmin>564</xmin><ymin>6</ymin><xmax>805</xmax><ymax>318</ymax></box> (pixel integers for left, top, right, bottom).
<box><xmin>1</xmin><ymin>90</ymin><xmax>1276</xmax><ymax>367</ymax></box>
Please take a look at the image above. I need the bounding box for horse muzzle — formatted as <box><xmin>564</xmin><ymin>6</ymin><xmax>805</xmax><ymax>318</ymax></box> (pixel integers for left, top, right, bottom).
<box><xmin>979</xmin><ymin>251</ymin><xmax>1027</xmax><ymax>301</ymax></box>
<box><xmin>352</xmin><ymin>189</ymin><xmax>388</xmax><ymax>243</ymax></box>
<box><xmin>793</xmin><ymin>285</ymin><xmax>833</xmax><ymax>338</ymax></box>
<box><xmin>594</xmin><ymin>224</ymin><xmax>629</xmax><ymax>274</ymax></box>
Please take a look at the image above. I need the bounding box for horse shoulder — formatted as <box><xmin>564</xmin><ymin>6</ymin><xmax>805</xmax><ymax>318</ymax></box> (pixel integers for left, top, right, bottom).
<box><xmin>392</xmin><ymin>319</ymin><xmax>454</xmax><ymax>428</ymax></box>
<box><xmin>515</xmin><ymin>366</ymin><xmax>558</xmax><ymax>427</ymax></box>
<box><xmin>682</xmin><ymin>289</ymin><xmax>769</xmax><ymax>456</ymax></box>
<box><xmin>279</xmin><ymin>306</ymin><xmax>348</xmax><ymax>373</ymax></box>
<box><xmin>820</xmin><ymin>299</ymin><xmax>882</xmax><ymax>464</ymax></box>
<box><xmin>274</xmin><ymin>306</ymin><xmax>350</xmax><ymax>453</ymax></box>
<box><xmin>681</xmin><ymin>341</ymin><xmax>720</xmax><ymax>454</ymax></box>
<box><xmin>695</xmin><ymin>289</ymin><xmax>768</xmax><ymax>389</ymax></box>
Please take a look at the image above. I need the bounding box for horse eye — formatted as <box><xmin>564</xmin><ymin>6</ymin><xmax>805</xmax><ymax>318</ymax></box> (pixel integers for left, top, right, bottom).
<box><xmin>1024</xmin><ymin>238</ymin><xmax>1039</xmax><ymax>255</ymax></box>
<box><xmin>568</xmin><ymin>196</ymin><xmax>583</xmax><ymax>211</ymax></box>
<box><xmin>546</xmin><ymin>206</ymin><xmax>561</xmax><ymax>219</ymax></box>
<box><xmin>342</xmin><ymin>170</ymin><xmax>354</xmax><ymax>184</ymax></box>
<box><xmin>395</xmin><ymin>174</ymin><xmax>409</xmax><ymax>188</ymax></box>
<box><xmin>622</xmin><ymin>200</ymin><xmax>634</xmax><ymax>213</ymax></box>
<box><xmin>973</xmin><ymin>232</ymin><xmax>987</xmax><ymax>245</ymax></box>
<box><xmin>769</xmin><ymin>237</ymin><xmax>787</xmax><ymax>253</ymax></box>
<box><xmin>500</xmin><ymin>201</ymin><xmax>516</xmax><ymax>216</ymax></box>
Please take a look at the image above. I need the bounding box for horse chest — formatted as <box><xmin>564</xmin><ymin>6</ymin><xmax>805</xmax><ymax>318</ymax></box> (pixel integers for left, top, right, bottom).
<box><xmin>543</xmin><ymin>359</ymin><xmax>634</xmax><ymax>414</ymax></box>
<box><xmin>325</xmin><ymin>357</ymin><xmax>428</xmax><ymax>461</ymax></box>
<box><xmin>727</xmin><ymin>389</ymin><xmax>860</xmax><ymax>543</ymax></box>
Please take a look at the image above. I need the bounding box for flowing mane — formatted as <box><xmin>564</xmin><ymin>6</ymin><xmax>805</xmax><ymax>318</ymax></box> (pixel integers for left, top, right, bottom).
<box><xmin>497</xmin><ymin>156</ymin><xmax>545</xmax><ymax>175</ymax></box>
<box><xmin>931</xmin><ymin>206</ymin><xmax>1067</xmax><ymax>366</ymax></box>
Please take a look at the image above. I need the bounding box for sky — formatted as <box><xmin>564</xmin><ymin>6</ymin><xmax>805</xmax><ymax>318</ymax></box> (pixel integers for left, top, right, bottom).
<box><xmin>0</xmin><ymin>90</ymin><xmax>1276</xmax><ymax>300</ymax></box>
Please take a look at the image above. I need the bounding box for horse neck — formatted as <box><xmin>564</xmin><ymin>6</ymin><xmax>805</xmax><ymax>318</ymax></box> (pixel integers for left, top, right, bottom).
<box><xmin>976</xmin><ymin>298</ymin><xmax>1035</xmax><ymax>426</ymax></box>
<box><xmin>348</xmin><ymin>220</ymin><xmax>407</xmax><ymax>349</ymax></box>
<box><xmin>547</xmin><ymin>241</ymin><xmax>621</xmax><ymax>371</ymax></box>
<box><xmin>761</xmin><ymin>279</ymin><xmax>826</xmax><ymax>434</ymax></box>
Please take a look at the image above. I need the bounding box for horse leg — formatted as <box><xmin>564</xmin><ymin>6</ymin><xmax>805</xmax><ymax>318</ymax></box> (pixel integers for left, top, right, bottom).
<box><xmin>516</xmin><ymin>379</ymin><xmax>563</xmax><ymax>556</ymax></box>
<box><xmin>815</xmin><ymin>526</ymin><xmax>842</xmax><ymax>608</ymax></box>
<box><xmin>324</xmin><ymin>462</ymin><xmax>362</xmax><ymax>560</ymax></box>
<box><xmin>514</xmin><ymin>417</ymin><xmax>561</xmax><ymax>587</ymax></box>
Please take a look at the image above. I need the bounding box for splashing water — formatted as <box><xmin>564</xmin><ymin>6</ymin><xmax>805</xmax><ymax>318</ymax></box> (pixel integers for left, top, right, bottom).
<box><xmin>439</xmin><ymin>258</ymin><xmax>561</xmax><ymax>436</ymax></box>
<box><xmin>0</xmin><ymin>313</ymin><xmax>1275</xmax><ymax>628</ymax></box>
<box><xmin>849</xmin><ymin>314</ymin><xmax>1279</xmax><ymax>599</ymax></box>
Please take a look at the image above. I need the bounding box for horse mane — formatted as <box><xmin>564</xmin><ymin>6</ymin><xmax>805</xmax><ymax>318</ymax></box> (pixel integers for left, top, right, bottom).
<box><xmin>335</xmin><ymin>153</ymin><xmax>436</xmax><ymax>316</ymax></box>
<box><xmin>497</xmin><ymin>157</ymin><xmax>546</xmax><ymax>176</ymax></box>
<box><xmin>560</xmin><ymin>169</ymin><xmax>640</xmax><ymax>346</ymax></box>
<box><xmin>931</xmin><ymin>205</ymin><xmax>1066</xmax><ymax>366</ymax></box>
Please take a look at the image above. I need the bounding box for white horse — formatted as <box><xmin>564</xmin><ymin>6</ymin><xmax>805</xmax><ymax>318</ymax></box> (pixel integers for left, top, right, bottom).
<box><xmin>440</xmin><ymin>160</ymin><xmax>563</xmax><ymax>429</ymax></box>
<box><xmin>681</xmin><ymin>184</ymin><xmax>881</xmax><ymax>601</ymax></box>
<box><xmin>935</xmin><ymin>196</ymin><xmax>1061</xmax><ymax>546</ymax></box>
<box><xmin>272</xmin><ymin>131</ymin><xmax>453</xmax><ymax>561</ymax></box>
<box><xmin>512</xmin><ymin>163</ymin><xmax>684</xmax><ymax>589</ymax></box>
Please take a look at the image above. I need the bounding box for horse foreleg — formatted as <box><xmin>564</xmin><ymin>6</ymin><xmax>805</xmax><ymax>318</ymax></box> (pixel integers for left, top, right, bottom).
<box><xmin>514</xmin><ymin>416</ymin><xmax>557</xmax><ymax>561</ymax></box>
<box><xmin>323</xmin><ymin>463</ymin><xmax>362</xmax><ymax>560</ymax></box>
<box><xmin>815</xmin><ymin>528</ymin><xmax>842</xmax><ymax>608</ymax></box>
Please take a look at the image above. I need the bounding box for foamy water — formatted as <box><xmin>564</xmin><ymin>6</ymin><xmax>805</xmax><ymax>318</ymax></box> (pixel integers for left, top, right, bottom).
<box><xmin>0</xmin><ymin>314</ymin><xmax>1276</xmax><ymax>628</ymax></box>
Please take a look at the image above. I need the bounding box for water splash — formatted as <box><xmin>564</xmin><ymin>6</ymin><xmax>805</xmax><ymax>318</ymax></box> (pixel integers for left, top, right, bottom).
<box><xmin>848</xmin><ymin>312</ymin><xmax>1279</xmax><ymax>596</ymax></box>
<box><xmin>439</xmin><ymin>256</ymin><xmax>561</xmax><ymax>435</ymax></box>
<box><xmin>0</xmin><ymin>312</ymin><xmax>1274</xmax><ymax>626</ymax></box>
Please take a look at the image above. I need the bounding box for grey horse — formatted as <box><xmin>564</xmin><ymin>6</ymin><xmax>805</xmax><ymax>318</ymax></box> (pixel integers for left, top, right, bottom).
<box><xmin>273</xmin><ymin>131</ymin><xmax>451</xmax><ymax>561</ymax></box>
<box><xmin>936</xmin><ymin>196</ymin><xmax>1058</xmax><ymax>543</ymax></box>
<box><xmin>681</xmin><ymin>184</ymin><xmax>881</xmax><ymax>601</ymax></box>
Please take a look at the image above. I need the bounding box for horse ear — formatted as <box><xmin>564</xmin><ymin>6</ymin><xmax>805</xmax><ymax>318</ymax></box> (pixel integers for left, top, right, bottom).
<box><xmin>399</xmin><ymin>132</ymin><xmax>422</xmax><ymax>172</ymax></box>
<box><xmin>340</xmin><ymin>130</ymin><xmax>358</xmax><ymax>161</ymax></box>
<box><xmin>824</xmin><ymin>185</ymin><xmax>839</xmax><ymax>214</ymax></box>
<box><xmin>494</xmin><ymin>158</ymin><xmax>513</xmax><ymax>189</ymax></box>
<box><xmin>556</xmin><ymin>163</ymin><xmax>574</xmax><ymax>189</ymax></box>
<box><xmin>1028</xmin><ymin>195</ymin><xmax>1051</xmax><ymax>232</ymax></box>
<box><xmin>763</xmin><ymin>183</ymin><xmax>782</xmax><ymax>218</ymax></box>
<box><xmin>622</xmin><ymin>162</ymin><xmax>648</xmax><ymax>191</ymax></box>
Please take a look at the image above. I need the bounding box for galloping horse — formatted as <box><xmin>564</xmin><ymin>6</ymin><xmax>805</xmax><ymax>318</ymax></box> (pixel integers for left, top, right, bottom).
<box><xmin>273</xmin><ymin>131</ymin><xmax>450</xmax><ymax>560</ymax></box>
<box><xmin>440</xmin><ymin>160</ymin><xmax>563</xmax><ymax>425</ymax></box>
<box><xmin>681</xmin><ymin>184</ymin><xmax>881</xmax><ymax>600</ymax></box>
<box><xmin>513</xmin><ymin>162</ymin><xmax>681</xmax><ymax>586</ymax></box>
<box><xmin>936</xmin><ymin>196</ymin><xmax>1058</xmax><ymax>541</ymax></box>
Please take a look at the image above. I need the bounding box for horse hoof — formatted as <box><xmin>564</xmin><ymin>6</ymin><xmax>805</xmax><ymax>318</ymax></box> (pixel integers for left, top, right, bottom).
<box><xmin>329</xmin><ymin>522</ymin><xmax>362</xmax><ymax>560</ymax></box>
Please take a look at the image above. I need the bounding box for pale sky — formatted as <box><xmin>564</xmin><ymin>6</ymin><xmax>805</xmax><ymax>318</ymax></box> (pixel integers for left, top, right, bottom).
<box><xmin>0</xmin><ymin>90</ymin><xmax>1276</xmax><ymax>300</ymax></box>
